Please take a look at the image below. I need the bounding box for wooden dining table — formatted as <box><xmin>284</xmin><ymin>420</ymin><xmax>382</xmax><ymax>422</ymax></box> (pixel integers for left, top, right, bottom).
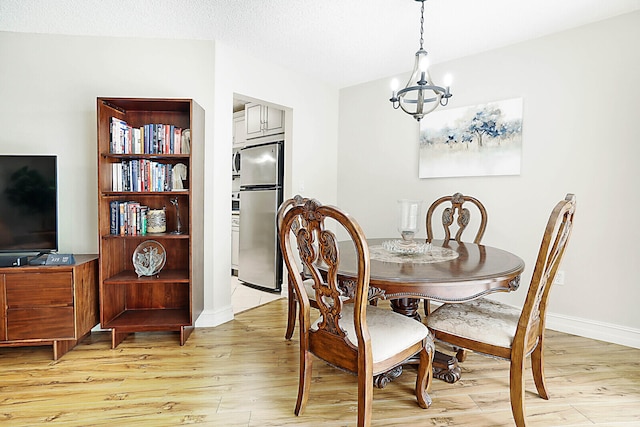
<box><xmin>327</xmin><ymin>238</ymin><xmax>525</xmax><ymax>384</ymax></box>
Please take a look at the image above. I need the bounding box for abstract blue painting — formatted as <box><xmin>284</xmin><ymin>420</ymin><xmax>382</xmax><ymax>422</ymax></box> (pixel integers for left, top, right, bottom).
<box><xmin>419</xmin><ymin>98</ymin><xmax>523</xmax><ymax>178</ymax></box>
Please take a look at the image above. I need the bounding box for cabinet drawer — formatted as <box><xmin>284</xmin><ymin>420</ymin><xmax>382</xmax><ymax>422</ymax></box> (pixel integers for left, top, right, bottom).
<box><xmin>7</xmin><ymin>307</ymin><xmax>75</xmax><ymax>340</ymax></box>
<box><xmin>6</xmin><ymin>272</ymin><xmax>73</xmax><ymax>307</ymax></box>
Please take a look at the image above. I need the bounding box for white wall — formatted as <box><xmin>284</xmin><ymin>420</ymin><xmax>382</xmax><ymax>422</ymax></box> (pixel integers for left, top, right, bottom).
<box><xmin>0</xmin><ymin>31</ymin><xmax>340</xmax><ymax>329</ymax></box>
<box><xmin>0</xmin><ymin>31</ymin><xmax>216</xmax><ymax>257</ymax></box>
<box><xmin>338</xmin><ymin>11</ymin><xmax>640</xmax><ymax>347</ymax></box>
<box><xmin>202</xmin><ymin>42</ymin><xmax>339</xmax><ymax>326</ymax></box>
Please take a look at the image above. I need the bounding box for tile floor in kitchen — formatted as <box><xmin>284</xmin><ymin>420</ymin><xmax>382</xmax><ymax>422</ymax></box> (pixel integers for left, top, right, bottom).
<box><xmin>231</xmin><ymin>275</ymin><xmax>283</xmax><ymax>314</ymax></box>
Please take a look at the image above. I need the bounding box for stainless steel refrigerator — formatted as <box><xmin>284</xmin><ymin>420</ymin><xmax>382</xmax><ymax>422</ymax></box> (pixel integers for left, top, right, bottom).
<box><xmin>238</xmin><ymin>140</ymin><xmax>284</xmax><ymax>291</ymax></box>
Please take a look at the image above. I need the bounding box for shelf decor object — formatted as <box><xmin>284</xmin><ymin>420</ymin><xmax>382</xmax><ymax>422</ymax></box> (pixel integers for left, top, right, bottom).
<box><xmin>133</xmin><ymin>240</ymin><xmax>167</xmax><ymax>277</ymax></box>
<box><xmin>170</xmin><ymin>197</ymin><xmax>183</xmax><ymax>235</ymax></box>
<box><xmin>146</xmin><ymin>208</ymin><xmax>166</xmax><ymax>233</ymax></box>
<box><xmin>97</xmin><ymin>97</ymin><xmax>204</xmax><ymax>348</ymax></box>
<box><xmin>389</xmin><ymin>0</ymin><xmax>452</xmax><ymax>121</ymax></box>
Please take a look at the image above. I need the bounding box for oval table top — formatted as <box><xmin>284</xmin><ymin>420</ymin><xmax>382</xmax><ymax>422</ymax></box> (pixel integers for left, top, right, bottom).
<box><xmin>333</xmin><ymin>238</ymin><xmax>525</xmax><ymax>303</ymax></box>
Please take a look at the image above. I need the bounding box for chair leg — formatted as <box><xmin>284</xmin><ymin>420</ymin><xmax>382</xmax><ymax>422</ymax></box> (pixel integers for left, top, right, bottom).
<box><xmin>509</xmin><ymin>355</ymin><xmax>527</xmax><ymax>427</ymax></box>
<box><xmin>295</xmin><ymin>349</ymin><xmax>312</xmax><ymax>416</ymax></box>
<box><xmin>285</xmin><ymin>285</ymin><xmax>297</xmax><ymax>340</ymax></box>
<box><xmin>531</xmin><ymin>339</ymin><xmax>549</xmax><ymax>400</ymax></box>
<box><xmin>415</xmin><ymin>345</ymin><xmax>433</xmax><ymax>408</ymax></box>
<box><xmin>357</xmin><ymin>366</ymin><xmax>374</xmax><ymax>427</ymax></box>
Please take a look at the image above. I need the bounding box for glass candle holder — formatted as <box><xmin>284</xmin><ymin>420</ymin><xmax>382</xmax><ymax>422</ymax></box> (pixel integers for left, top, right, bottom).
<box><xmin>397</xmin><ymin>199</ymin><xmax>421</xmax><ymax>244</ymax></box>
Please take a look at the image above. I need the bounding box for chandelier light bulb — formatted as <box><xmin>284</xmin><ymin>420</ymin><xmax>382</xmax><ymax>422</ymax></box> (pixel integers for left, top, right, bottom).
<box><xmin>419</xmin><ymin>55</ymin><xmax>429</xmax><ymax>73</ymax></box>
<box><xmin>391</xmin><ymin>78</ymin><xmax>399</xmax><ymax>92</ymax></box>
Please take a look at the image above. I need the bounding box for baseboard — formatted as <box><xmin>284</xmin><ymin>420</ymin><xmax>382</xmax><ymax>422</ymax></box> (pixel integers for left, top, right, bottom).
<box><xmin>545</xmin><ymin>312</ymin><xmax>640</xmax><ymax>349</ymax></box>
<box><xmin>195</xmin><ymin>306</ymin><xmax>234</xmax><ymax>328</ymax></box>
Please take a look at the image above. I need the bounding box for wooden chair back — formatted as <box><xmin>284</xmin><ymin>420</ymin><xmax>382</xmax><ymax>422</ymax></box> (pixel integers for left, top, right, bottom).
<box><xmin>280</xmin><ymin>198</ymin><xmax>371</xmax><ymax>373</ymax></box>
<box><xmin>426</xmin><ymin>192</ymin><xmax>488</xmax><ymax>244</ymax></box>
<box><xmin>277</xmin><ymin>195</ymin><xmax>316</xmax><ymax>340</ymax></box>
<box><xmin>516</xmin><ymin>193</ymin><xmax>576</xmax><ymax>356</ymax></box>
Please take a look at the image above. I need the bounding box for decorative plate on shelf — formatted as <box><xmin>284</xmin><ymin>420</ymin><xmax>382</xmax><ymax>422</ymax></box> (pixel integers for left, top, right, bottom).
<box><xmin>133</xmin><ymin>240</ymin><xmax>166</xmax><ymax>277</ymax></box>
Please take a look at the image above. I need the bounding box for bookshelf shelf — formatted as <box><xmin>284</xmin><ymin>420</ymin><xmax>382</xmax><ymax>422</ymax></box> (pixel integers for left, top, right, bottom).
<box><xmin>101</xmin><ymin>233</ymin><xmax>190</xmax><ymax>240</ymax></box>
<box><xmin>102</xmin><ymin>153</ymin><xmax>191</xmax><ymax>159</ymax></box>
<box><xmin>103</xmin><ymin>309</ymin><xmax>191</xmax><ymax>330</ymax></box>
<box><xmin>101</xmin><ymin>191</ymin><xmax>190</xmax><ymax>196</ymax></box>
<box><xmin>104</xmin><ymin>269</ymin><xmax>190</xmax><ymax>284</ymax></box>
<box><xmin>97</xmin><ymin>97</ymin><xmax>204</xmax><ymax>348</ymax></box>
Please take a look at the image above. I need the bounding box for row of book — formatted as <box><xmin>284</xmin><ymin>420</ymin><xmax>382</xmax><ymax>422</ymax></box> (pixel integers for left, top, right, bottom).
<box><xmin>112</xmin><ymin>160</ymin><xmax>181</xmax><ymax>192</ymax></box>
<box><xmin>110</xmin><ymin>117</ymin><xmax>189</xmax><ymax>155</ymax></box>
<box><xmin>109</xmin><ymin>201</ymin><xmax>149</xmax><ymax>236</ymax></box>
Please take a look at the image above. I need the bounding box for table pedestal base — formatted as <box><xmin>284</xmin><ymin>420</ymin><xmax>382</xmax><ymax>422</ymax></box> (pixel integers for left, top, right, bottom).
<box><xmin>389</xmin><ymin>297</ymin><xmax>462</xmax><ymax>384</ymax></box>
<box><xmin>433</xmin><ymin>351</ymin><xmax>462</xmax><ymax>383</ymax></box>
<box><xmin>373</xmin><ymin>366</ymin><xmax>403</xmax><ymax>388</ymax></box>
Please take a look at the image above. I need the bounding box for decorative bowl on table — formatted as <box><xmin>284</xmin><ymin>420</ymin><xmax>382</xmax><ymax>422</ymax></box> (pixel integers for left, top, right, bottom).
<box><xmin>382</xmin><ymin>239</ymin><xmax>432</xmax><ymax>255</ymax></box>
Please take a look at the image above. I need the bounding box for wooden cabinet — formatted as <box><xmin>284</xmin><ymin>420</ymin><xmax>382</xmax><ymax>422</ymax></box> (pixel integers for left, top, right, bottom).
<box><xmin>0</xmin><ymin>255</ymin><xmax>99</xmax><ymax>360</ymax></box>
<box><xmin>233</xmin><ymin>111</ymin><xmax>247</xmax><ymax>147</ymax></box>
<box><xmin>245</xmin><ymin>102</ymin><xmax>284</xmax><ymax>139</ymax></box>
<box><xmin>96</xmin><ymin>97</ymin><xmax>204</xmax><ymax>348</ymax></box>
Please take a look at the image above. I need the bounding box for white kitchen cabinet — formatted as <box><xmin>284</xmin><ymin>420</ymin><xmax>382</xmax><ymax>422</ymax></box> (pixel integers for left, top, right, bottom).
<box><xmin>231</xmin><ymin>212</ymin><xmax>240</xmax><ymax>274</ymax></box>
<box><xmin>245</xmin><ymin>102</ymin><xmax>284</xmax><ymax>139</ymax></box>
<box><xmin>233</xmin><ymin>111</ymin><xmax>247</xmax><ymax>147</ymax></box>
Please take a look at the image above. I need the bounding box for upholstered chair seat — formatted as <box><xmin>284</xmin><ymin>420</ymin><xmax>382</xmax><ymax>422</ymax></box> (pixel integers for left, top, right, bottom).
<box><xmin>427</xmin><ymin>298</ymin><xmax>521</xmax><ymax>350</ymax></box>
<box><xmin>312</xmin><ymin>304</ymin><xmax>431</xmax><ymax>364</ymax></box>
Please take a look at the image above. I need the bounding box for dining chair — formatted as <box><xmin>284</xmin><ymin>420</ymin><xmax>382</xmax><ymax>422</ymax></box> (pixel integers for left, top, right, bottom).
<box><xmin>425</xmin><ymin>192</ymin><xmax>488</xmax><ymax>245</ymax></box>
<box><xmin>277</xmin><ymin>195</ymin><xmax>317</xmax><ymax>340</ymax></box>
<box><xmin>423</xmin><ymin>192</ymin><xmax>488</xmax><ymax>324</ymax></box>
<box><xmin>279</xmin><ymin>197</ymin><xmax>434</xmax><ymax>427</ymax></box>
<box><xmin>426</xmin><ymin>193</ymin><xmax>576</xmax><ymax>427</ymax></box>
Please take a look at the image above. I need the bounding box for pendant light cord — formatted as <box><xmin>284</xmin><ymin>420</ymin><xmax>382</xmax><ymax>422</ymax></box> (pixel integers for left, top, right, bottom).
<box><xmin>419</xmin><ymin>0</ymin><xmax>425</xmax><ymax>50</ymax></box>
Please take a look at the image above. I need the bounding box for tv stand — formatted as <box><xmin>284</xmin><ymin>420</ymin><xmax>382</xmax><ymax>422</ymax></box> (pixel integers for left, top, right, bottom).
<box><xmin>0</xmin><ymin>254</ymin><xmax>99</xmax><ymax>360</ymax></box>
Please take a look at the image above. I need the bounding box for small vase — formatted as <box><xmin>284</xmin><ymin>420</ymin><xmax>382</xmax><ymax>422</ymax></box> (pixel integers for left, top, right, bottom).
<box><xmin>146</xmin><ymin>208</ymin><xmax>166</xmax><ymax>233</ymax></box>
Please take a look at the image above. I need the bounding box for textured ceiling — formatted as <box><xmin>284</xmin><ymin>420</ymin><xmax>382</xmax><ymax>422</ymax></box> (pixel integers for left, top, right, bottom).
<box><xmin>1</xmin><ymin>0</ymin><xmax>639</xmax><ymax>88</ymax></box>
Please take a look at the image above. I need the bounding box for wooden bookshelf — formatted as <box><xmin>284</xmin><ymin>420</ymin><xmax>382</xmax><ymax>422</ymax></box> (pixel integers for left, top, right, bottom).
<box><xmin>96</xmin><ymin>97</ymin><xmax>204</xmax><ymax>348</ymax></box>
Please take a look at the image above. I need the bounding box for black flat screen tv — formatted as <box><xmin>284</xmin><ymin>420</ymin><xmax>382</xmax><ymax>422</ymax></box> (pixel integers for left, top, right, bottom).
<box><xmin>0</xmin><ymin>155</ymin><xmax>58</xmax><ymax>254</ymax></box>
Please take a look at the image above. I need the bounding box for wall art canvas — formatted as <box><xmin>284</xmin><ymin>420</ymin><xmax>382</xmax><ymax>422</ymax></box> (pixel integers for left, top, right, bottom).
<box><xmin>419</xmin><ymin>97</ymin><xmax>523</xmax><ymax>178</ymax></box>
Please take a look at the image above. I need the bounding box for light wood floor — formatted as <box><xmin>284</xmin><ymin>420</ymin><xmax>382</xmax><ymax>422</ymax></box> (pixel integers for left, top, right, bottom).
<box><xmin>1</xmin><ymin>298</ymin><xmax>639</xmax><ymax>426</ymax></box>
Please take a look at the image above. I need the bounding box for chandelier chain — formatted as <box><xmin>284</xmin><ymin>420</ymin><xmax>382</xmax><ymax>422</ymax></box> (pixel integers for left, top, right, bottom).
<box><xmin>419</xmin><ymin>0</ymin><xmax>425</xmax><ymax>49</ymax></box>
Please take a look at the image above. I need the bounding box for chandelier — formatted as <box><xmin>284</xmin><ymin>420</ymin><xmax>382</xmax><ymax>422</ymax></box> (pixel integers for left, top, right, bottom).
<box><xmin>389</xmin><ymin>0</ymin><xmax>452</xmax><ymax>121</ymax></box>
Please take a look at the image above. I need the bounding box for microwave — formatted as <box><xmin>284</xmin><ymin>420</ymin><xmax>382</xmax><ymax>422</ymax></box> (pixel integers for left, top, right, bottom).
<box><xmin>232</xmin><ymin>148</ymin><xmax>241</xmax><ymax>175</ymax></box>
